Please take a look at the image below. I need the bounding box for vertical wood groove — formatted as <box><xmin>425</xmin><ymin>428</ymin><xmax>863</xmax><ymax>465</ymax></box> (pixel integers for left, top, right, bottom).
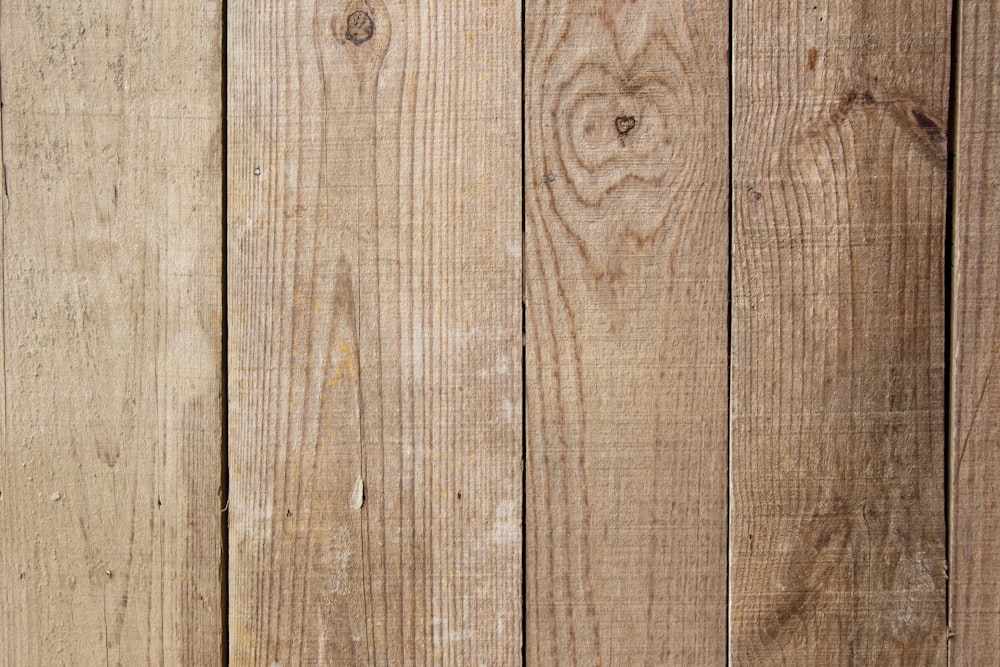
<box><xmin>520</xmin><ymin>0</ymin><xmax>529</xmax><ymax>659</ymax></box>
<box><xmin>944</xmin><ymin>0</ymin><xmax>961</xmax><ymax>657</ymax></box>
<box><xmin>727</xmin><ymin>0</ymin><xmax>736</xmax><ymax>660</ymax></box>
<box><xmin>221</xmin><ymin>0</ymin><xmax>232</xmax><ymax>662</ymax></box>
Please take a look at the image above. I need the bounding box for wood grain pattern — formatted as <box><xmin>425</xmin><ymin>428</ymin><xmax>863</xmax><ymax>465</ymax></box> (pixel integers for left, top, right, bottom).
<box><xmin>227</xmin><ymin>0</ymin><xmax>521</xmax><ymax>663</ymax></box>
<box><xmin>951</xmin><ymin>1</ymin><xmax>1000</xmax><ymax>663</ymax></box>
<box><xmin>0</xmin><ymin>1</ymin><xmax>224</xmax><ymax>664</ymax></box>
<box><xmin>524</xmin><ymin>1</ymin><xmax>730</xmax><ymax>663</ymax></box>
<box><xmin>731</xmin><ymin>0</ymin><xmax>950</xmax><ymax>663</ymax></box>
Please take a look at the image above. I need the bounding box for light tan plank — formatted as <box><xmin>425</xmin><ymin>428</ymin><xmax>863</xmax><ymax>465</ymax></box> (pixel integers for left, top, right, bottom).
<box><xmin>731</xmin><ymin>0</ymin><xmax>950</xmax><ymax>663</ymax></box>
<box><xmin>524</xmin><ymin>1</ymin><xmax>730</xmax><ymax>663</ymax></box>
<box><xmin>0</xmin><ymin>1</ymin><xmax>224</xmax><ymax>664</ymax></box>
<box><xmin>227</xmin><ymin>1</ymin><xmax>521</xmax><ymax>663</ymax></box>
<box><xmin>951</xmin><ymin>1</ymin><xmax>1000</xmax><ymax>663</ymax></box>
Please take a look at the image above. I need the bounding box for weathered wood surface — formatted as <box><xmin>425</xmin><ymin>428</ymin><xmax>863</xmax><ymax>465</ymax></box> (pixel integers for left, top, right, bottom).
<box><xmin>951</xmin><ymin>1</ymin><xmax>1000</xmax><ymax>663</ymax></box>
<box><xmin>227</xmin><ymin>0</ymin><xmax>521</xmax><ymax>663</ymax></box>
<box><xmin>0</xmin><ymin>0</ymin><xmax>224</xmax><ymax>664</ymax></box>
<box><xmin>524</xmin><ymin>1</ymin><xmax>730</xmax><ymax>663</ymax></box>
<box><xmin>6</xmin><ymin>1</ymin><xmax>1000</xmax><ymax>663</ymax></box>
<box><xmin>731</xmin><ymin>0</ymin><xmax>950</xmax><ymax>663</ymax></box>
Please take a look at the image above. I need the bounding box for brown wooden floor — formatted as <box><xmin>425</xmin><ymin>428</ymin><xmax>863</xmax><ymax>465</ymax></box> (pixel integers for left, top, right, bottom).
<box><xmin>0</xmin><ymin>0</ymin><xmax>997</xmax><ymax>664</ymax></box>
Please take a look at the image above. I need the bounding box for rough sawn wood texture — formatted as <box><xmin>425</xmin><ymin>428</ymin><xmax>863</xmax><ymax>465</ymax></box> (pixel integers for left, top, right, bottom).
<box><xmin>524</xmin><ymin>1</ymin><xmax>730</xmax><ymax>663</ymax></box>
<box><xmin>5</xmin><ymin>0</ymin><xmax>999</xmax><ymax>664</ymax></box>
<box><xmin>227</xmin><ymin>0</ymin><xmax>521</xmax><ymax>664</ymax></box>
<box><xmin>0</xmin><ymin>0</ymin><xmax>224</xmax><ymax>664</ymax></box>
<box><xmin>951</xmin><ymin>0</ymin><xmax>1000</xmax><ymax>664</ymax></box>
<box><xmin>731</xmin><ymin>0</ymin><xmax>950</xmax><ymax>663</ymax></box>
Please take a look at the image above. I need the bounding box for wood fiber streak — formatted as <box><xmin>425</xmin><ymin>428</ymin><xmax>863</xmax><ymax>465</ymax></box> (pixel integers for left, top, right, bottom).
<box><xmin>731</xmin><ymin>0</ymin><xmax>950</xmax><ymax>663</ymax></box>
<box><xmin>951</xmin><ymin>1</ymin><xmax>1000</xmax><ymax>663</ymax></box>
<box><xmin>0</xmin><ymin>1</ymin><xmax>224</xmax><ymax>664</ymax></box>
<box><xmin>524</xmin><ymin>1</ymin><xmax>730</xmax><ymax>663</ymax></box>
<box><xmin>227</xmin><ymin>1</ymin><xmax>521</xmax><ymax>663</ymax></box>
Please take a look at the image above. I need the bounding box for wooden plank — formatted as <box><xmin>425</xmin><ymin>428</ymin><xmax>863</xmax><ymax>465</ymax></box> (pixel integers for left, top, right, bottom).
<box><xmin>951</xmin><ymin>1</ymin><xmax>1000</xmax><ymax>662</ymax></box>
<box><xmin>731</xmin><ymin>1</ymin><xmax>950</xmax><ymax>663</ymax></box>
<box><xmin>0</xmin><ymin>1</ymin><xmax>224</xmax><ymax>664</ymax></box>
<box><xmin>227</xmin><ymin>1</ymin><xmax>521</xmax><ymax>663</ymax></box>
<box><xmin>524</xmin><ymin>1</ymin><xmax>730</xmax><ymax>662</ymax></box>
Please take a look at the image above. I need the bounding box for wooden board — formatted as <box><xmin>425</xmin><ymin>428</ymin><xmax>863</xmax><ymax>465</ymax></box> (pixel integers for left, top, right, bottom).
<box><xmin>524</xmin><ymin>1</ymin><xmax>730</xmax><ymax>663</ymax></box>
<box><xmin>0</xmin><ymin>1</ymin><xmax>224</xmax><ymax>664</ymax></box>
<box><xmin>227</xmin><ymin>1</ymin><xmax>521</xmax><ymax>663</ymax></box>
<box><xmin>951</xmin><ymin>1</ymin><xmax>1000</xmax><ymax>662</ymax></box>
<box><xmin>731</xmin><ymin>0</ymin><xmax>950</xmax><ymax>663</ymax></box>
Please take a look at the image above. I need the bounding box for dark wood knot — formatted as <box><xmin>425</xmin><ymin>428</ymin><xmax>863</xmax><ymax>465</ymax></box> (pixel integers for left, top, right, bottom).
<box><xmin>346</xmin><ymin>11</ymin><xmax>374</xmax><ymax>45</ymax></box>
<box><xmin>615</xmin><ymin>115</ymin><xmax>636</xmax><ymax>136</ymax></box>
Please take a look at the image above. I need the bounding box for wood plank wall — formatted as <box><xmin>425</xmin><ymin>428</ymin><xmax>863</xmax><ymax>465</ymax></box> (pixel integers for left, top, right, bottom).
<box><xmin>2</xmin><ymin>0</ymin><xmax>999</xmax><ymax>664</ymax></box>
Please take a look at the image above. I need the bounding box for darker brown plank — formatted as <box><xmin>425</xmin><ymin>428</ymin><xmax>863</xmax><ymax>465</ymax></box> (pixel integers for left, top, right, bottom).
<box><xmin>731</xmin><ymin>0</ymin><xmax>951</xmax><ymax>663</ymax></box>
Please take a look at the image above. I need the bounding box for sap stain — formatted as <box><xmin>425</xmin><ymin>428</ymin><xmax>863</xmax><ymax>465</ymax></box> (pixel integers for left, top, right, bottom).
<box><xmin>615</xmin><ymin>115</ymin><xmax>636</xmax><ymax>136</ymax></box>
<box><xmin>346</xmin><ymin>11</ymin><xmax>374</xmax><ymax>45</ymax></box>
<box><xmin>892</xmin><ymin>101</ymin><xmax>947</xmax><ymax>161</ymax></box>
<box><xmin>911</xmin><ymin>109</ymin><xmax>944</xmax><ymax>144</ymax></box>
<box><xmin>817</xmin><ymin>90</ymin><xmax>946</xmax><ymax>163</ymax></box>
<box><xmin>97</xmin><ymin>442</ymin><xmax>120</xmax><ymax>468</ymax></box>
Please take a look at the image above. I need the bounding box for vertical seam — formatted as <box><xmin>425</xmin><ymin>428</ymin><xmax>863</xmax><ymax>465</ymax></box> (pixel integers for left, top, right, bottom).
<box><xmin>726</xmin><ymin>0</ymin><xmax>735</xmax><ymax>663</ymax></box>
<box><xmin>220</xmin><ymin>0</ymin><xmax>231</xmax><ymax>662</ymax></box>
<box><xmin>945</xmin><ymin>0</ymin><xmax>961</xmax><ymax>659</ymax></box>
<box><xmin>520</xmin><ymin>0</ymin><xmax>528</xmax><ymax>662</ymax></box>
